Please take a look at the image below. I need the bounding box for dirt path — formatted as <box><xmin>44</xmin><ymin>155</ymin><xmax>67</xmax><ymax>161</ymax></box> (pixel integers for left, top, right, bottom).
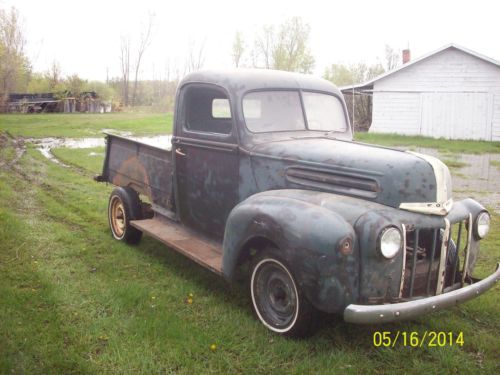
<box><xmin>0</xmin><ymin>133</ymin><xmax>25</xmax><ymax>168</ymax></box>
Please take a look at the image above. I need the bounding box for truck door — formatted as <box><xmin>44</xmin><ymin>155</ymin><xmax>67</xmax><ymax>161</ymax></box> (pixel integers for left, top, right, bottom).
<box><xmin>173</xmin><ymin>83</ymin><xmax>239</xmax><ymax>238</ymax></box>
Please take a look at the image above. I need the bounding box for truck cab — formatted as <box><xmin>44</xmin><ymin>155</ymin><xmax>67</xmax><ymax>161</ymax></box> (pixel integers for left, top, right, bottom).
<box><xmin>96</xmin><ymin>69</ymin><xmax>499</xmax><ymax>337</ymax></box>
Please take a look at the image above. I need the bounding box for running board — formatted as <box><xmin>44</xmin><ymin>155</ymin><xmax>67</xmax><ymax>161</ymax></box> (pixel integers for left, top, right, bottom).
<box><xmin>130</xmin><ymin>216</ymin><xmax>223</xmax><ymax>275</ymax></box>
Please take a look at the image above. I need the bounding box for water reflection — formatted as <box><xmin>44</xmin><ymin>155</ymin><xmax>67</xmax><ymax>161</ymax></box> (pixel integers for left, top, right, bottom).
<box><xmin>30</xmin><ymin>134</ymin><xmax>172</xmax><ymax>151</ymax></box>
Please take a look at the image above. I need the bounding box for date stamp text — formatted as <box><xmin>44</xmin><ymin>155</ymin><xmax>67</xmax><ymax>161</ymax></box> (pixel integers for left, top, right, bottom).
<box><xmin>373</xmin><ymin>331</ymin><xmax>464</xmax><ymax>347</ymax></box>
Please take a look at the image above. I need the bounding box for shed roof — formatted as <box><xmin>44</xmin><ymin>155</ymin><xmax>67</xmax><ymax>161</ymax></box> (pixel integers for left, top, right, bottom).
<box><xmin>340</xmin><ymin>43</ymin><xmax>500</xmax><ymax>93</ymax></box>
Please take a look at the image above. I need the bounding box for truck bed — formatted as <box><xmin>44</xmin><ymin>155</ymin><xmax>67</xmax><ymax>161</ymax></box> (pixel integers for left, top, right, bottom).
<box><xmin>98</xmin><ymin>133</ymin><xmax>173</xmax><ymax>211</ymax></box>
<box><xmin>130</xmin><ymin>216</ymin><xmax>223</xmax><ymax>275</ymax></box>
<box><xmin>97</xmin><ymin>133</ymin><xmax>223</xmax><ymax>274</ymax></box>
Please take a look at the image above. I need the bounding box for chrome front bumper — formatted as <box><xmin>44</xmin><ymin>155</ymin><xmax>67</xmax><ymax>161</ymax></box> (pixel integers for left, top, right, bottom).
<box><xmin>344</xmin><ymin>263</ymin><xmax>500</xmax><ymax>324</ymax></box>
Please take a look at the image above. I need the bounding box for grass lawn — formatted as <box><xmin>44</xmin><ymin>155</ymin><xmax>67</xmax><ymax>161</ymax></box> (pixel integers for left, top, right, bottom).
<box><xmin>355</xmin><ymin>132</ymin><xmax>500</xmax><ymax>154</ymax></box>
<box><xmin>0</xmin><ymin>115</ymin><xmax>499</xmax><ymax>373</ymax></box>
<box><xmin>52</xmin><ymin>147</ymin><xmax>105</xmax><ymax>175</ymax></box>
<box><xmin>0</xmin><ymin>113</ymin><xmax>172</xmax><ymax>138</ymax></box>
<box><xmin>1</xmin><ymin>113</ymin><xmax>500</xmax><ymax>156</ymax></box>
<box><xmin>491</xmin><ymin>160</ymin><xmax>500</xmax><ymax>170</ymax></box>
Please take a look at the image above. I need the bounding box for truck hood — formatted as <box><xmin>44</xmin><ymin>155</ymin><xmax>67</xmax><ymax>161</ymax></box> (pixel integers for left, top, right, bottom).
<box><xmin>249</xmin><ymin>137</ymin><xmax>453</xmax><ymax>214</ymax></box>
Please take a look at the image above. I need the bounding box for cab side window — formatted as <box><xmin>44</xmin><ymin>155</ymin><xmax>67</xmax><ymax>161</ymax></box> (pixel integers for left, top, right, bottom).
<box><xmin>183</xmin><ymin>85</ymin><xmax>232</xmax><ymax>135</ymax></box>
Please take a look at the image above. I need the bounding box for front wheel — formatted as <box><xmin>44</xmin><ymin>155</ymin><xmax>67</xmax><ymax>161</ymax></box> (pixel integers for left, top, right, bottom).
<box><xmin>108</xmin><ymin>187</ymin><xmax>143</xmax><ymax>244</ymax></box>
<box><xmin>250</xmin><ymin>252</ymin><xmax>317</xmax><ymax>337</ymax></box>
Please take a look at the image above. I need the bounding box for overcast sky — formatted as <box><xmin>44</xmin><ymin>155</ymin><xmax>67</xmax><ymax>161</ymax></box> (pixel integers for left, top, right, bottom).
<box><xmin>3</xmin><ymin>0</ymin><xmax>500</xmax><ymax>82</ymax></box>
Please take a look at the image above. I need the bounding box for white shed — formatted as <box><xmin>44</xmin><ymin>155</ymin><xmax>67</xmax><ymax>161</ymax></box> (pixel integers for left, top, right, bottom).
<box><xmin>342</xmin><ymin>44</ymin><xmax>500</xmax><ymax>141</ymax></box>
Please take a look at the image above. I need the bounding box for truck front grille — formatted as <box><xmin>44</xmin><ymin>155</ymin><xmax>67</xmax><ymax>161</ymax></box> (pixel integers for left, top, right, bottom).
<box><xmin>400</xmin><ymin>215</ymin><xmax>473</xmax><ymax>299</ymax></box>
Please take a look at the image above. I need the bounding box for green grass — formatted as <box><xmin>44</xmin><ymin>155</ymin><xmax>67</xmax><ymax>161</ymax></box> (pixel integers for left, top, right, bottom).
<box><xmin>2</xmin><ymin>112</ymin><xmax>500</xmax><ymax>163</ymax></box>
<box><xmin>2</xmin><ymin>113</ymin><xmax>500</xmax><ymax>157</ymax></box>
<box><xmin>0</xmin><ymin>113</ymin><xmax>172</xmax><ymax>138</ymax></box>
<box><xmin>490</xmin><ymin>160</ymin><xmax>500</xmax><ymax>170</ymax></box>
<box><xmin>52</xmin><ymin>147</ymin><xmax>105</xmax><ymax>175</ymax></box>
<box><xmin>1</xmin><ymin>127</ymin><xmax>499</xmax><ymax>373</ymax></box>
<box><xmin>440</xmin><ymin>158</ymin><xmax>469</xmax><ymax>170</ymax></box>
<box><xmin>0</xmin><ymin>133</ymin><xmax>16</xmax><ymax>162</ymax></box>
<box><xmin>355</xmin><ymin>132</ymin><xmax>500</xmax><ymax>154</ymax></box>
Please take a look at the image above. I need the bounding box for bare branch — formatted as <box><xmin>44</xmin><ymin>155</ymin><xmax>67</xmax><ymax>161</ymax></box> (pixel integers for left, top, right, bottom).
<box><xmin>185</xmin><ymin>38</ymin><xmax>206</xmax><ymax>73</ymax></box>
<box><xmin>119</xmin><ymin>35</ymin><xmax>131</xmax><ymax>106</ymax></box>
<box><xmin>132</xmin><ymin>13</ymin><xmax>154</xmax><ymax>106</ymax></box>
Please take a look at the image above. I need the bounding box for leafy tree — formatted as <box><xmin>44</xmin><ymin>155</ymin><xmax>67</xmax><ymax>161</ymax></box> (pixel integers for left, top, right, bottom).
<box><xmin>44</xmin><ymin>60</ymin><xmax>62</xmax><ymax>90</ymax></box>
<box><xmin>0</xmin><ymin>7</ymin><xmax>31</xmax><ymax>96</ymax></box>
<box><xmin>324</xmin><ymin>64</ymin><xmax>357</xmax><ymax>86</ymax></box>
<box><xmin>85</xmin><ymin>80</ymin><xmax>117</xmax><ymax>102</ymax></box>
<box><xmin>232</xmin><ymin>31</ymin><xmax>245</xmax><ymax>67</ymax></box>
<box><xmin>272</xmin><ymin>17</ymin><xmax>314</xmax><ymax>73</ymax></box>
<box><xmin>324</xmin><ymin>62</ymin><xmax>384</xmax><ymax>88</ymax></box>
<box><xmin>66</xmin><ymin>74</ymin><xmax>86</xmax><ymax>96</ymax></box>
<box><xmin>252</xmin><ymin>17</ymin><xmax>315</xmax><ymax>73</ymax></box>
<box><xmin>324</xmin><ymin>62</ymin><xmax>384</xmax><ymax>130</ymax></box>
<box><xmin>26</xmin><ymin>73</ymin><xmax>51</xmax><ymax>93</ymax></box>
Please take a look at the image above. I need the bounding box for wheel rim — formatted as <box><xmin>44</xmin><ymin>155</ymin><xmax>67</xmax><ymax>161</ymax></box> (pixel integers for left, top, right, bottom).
<box><xmin>251</xmin><ymin>258</ymin><xmax>299</xmax><ymax>332</ymax></box>
<box><xmin>110</xmin><ymin>196</ymin><xmax>126</xmax><ymax>238</ymax></box>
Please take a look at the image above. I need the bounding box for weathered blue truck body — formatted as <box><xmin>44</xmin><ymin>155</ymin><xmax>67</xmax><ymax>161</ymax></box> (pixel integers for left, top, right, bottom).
<box><xmin>96</xmin><ymin>69</ymin><xmax>499</xmax><ymax>336</ymax></box>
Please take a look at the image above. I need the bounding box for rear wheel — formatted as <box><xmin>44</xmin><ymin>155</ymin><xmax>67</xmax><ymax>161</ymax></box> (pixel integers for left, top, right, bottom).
<box><xmin>108</xmin><ymin>187</ymin><xmax>143</xmax><ymax>244</ymax></box>
<box><xmin>250</xmin><ymin>250</ymin><xmax>317</xmax><ymax>337</ymax></box>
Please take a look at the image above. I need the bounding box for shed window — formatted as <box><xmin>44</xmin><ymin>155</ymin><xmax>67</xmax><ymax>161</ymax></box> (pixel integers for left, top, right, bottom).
<box><xmin>183</xmin><ymin>85</ymin><xmax>232</xmax><ymax>135</ymax></box>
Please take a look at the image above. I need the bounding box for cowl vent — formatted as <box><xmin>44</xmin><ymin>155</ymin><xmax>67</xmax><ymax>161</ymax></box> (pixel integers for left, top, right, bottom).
<box><xmin>286</xmin><ymin>167</ymin><xmax>380</xmax><ymax>199</ymax></box>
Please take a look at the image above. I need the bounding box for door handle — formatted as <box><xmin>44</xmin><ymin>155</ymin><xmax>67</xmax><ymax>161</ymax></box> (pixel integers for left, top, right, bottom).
<box><xmin>175</xmin><ymin>147</ymin><xmax>186</xmax><ymax>157</ymax></box>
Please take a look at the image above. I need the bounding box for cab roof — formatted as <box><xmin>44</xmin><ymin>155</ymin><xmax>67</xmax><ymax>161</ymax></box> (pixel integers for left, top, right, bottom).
<box><xmin>180</xmin><ymin>69</ymin><xmax>341</xmax><ymax>96</ymax></box>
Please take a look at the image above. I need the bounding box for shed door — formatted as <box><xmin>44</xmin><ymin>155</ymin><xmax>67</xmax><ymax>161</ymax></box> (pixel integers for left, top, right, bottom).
<box><xmin>493</xmin><ymin>94</ymin><xmax>500</xmax><ymax>141</ymax></box>
<box><xmin>420</xmin><ymin>92</ymin><xmax>489</xmax><ymax>140</ymax></box>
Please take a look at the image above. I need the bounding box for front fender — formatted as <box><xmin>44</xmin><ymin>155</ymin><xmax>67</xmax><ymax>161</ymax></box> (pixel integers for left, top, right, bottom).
<box><xmin>222</xmin><ymin>190</ymin><xmax>359</xmax><ymax>313</ymax></box>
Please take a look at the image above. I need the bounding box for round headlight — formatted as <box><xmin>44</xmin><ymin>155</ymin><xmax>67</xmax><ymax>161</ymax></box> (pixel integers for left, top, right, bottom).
<box><xmin>379</xmin><ymin>227</ymin><xmax>402</xmax><ymax>259</ymax></box>
<box><xmin>475</xmin><ymin>212</ymin><xmax>490</xmax><ymax>239</ymax></box>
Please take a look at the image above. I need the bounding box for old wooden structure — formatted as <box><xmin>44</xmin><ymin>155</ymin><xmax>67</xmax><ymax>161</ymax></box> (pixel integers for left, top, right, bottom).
<box><xmin>1</xmin><ymin>91</ymin><xmax>110</xmax><ymax>114</ymax></box>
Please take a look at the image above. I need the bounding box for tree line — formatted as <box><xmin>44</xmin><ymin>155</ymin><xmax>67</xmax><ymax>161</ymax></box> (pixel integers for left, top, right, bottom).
<box><xmin>231</xmin><ymin>23</ymin><xmax>401</xmax><ymax>129</ymax></box>
<box><xmin>1</xmin><ymin>6</ymin><xmax>401</xmax><ymax>121</ymax></box>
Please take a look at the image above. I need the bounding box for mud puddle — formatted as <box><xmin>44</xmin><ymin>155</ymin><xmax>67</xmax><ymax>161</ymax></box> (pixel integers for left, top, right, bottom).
<box><xmin>414</xmin><ymin>148</ymin><xmax>500</xmax><ymax>212</ymax></box>
<box><xmin>28</xmin><ymin>134</ymin><xmax>172</xmax><ymax>166</ymax></box>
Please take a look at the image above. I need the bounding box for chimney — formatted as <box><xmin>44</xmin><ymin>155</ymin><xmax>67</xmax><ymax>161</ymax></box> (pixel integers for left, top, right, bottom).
<box><xmin>402</xmin><ymin>49</ymin><xmax>411</xmax><ymax>64</ymax></box>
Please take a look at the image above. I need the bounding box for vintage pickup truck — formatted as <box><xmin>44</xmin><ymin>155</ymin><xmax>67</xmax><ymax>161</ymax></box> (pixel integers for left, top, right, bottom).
<box><xmin>95</xmin><ymin>69</ymin><xmax>499</xmax><ymax>337</ymax></box>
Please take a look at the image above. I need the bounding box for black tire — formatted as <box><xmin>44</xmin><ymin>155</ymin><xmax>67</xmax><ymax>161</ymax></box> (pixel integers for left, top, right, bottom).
<box><xmin>250</xmin><ymin>249</ymin><xmax>318</xmax><ymax>338</ymax></box>
<box><xmin>108</xmin><ymin>187</ymin><xmax>143</xmax><ymax>244</ymax></box>
<box><xmin>445</xmin><ymin>238</ymin><xmax>459</xmax><ymax>285</ymax></box>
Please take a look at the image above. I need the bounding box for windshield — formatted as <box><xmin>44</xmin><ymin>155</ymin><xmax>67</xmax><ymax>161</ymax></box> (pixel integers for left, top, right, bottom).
<box><xmin>302</xmin><ymin>92</ymin><xmax>347</xmax><ymax>132</ymax></box>
<box><xmin>243</xmin><ymin>90</ymin><xmax>347</xmax><ymax>133</ymax></box>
